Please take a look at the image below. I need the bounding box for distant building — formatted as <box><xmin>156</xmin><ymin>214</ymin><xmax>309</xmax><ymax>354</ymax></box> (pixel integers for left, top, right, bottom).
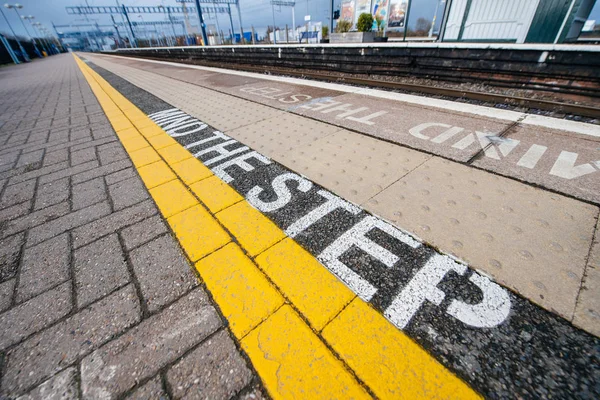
<box><xmin>439</xmin><ymin>0</ymin><xmax>597</xmax><ymax>43</ymax></box>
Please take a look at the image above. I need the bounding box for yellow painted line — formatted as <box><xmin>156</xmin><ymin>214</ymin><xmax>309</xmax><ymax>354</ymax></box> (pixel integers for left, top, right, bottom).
<box><xmin>242</xmin><ymin>305</ymin><xmax>371</xmax><ymax>399</ymax></box>
<box><xmin>171</xmin><ymin>157</ymin><xmax>213</xmax><ymax>186</ymax></box>
<box><xmin>74</xmin><ymin>54</ymin><xmax>481</xmax><ymax>400</ymax></box>
<box><xmin>167</xmin><ymin>205</ymin><xmax>231</xmax><ymax>262</ymax></box>
<box><xmin>195</xmin><ymin>243</ymin><xmax>285</xmax><ymax>337</ymax></box>
<box><xmin>255</xmin><ymin>238</ymin><xmax>355</xmax><ymax>331</ymax></box>
<box><xmin>215</xmin><ymin>201</ymin><xmax>286</xmax><ymax>257</ymax></box>
<box><xmin>322</xmin><ymin>298</ymin><xmax>478</xmax><ymax>399</ymax></box>
<box><xmin>190</xmin><ymin>176</ymin><xmax>244</xmax><ymax>213</ymax></box>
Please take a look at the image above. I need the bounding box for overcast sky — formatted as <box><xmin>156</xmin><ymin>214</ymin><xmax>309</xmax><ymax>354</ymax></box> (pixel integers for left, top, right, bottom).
<box><xmin>1</xmin><ymin>0</ymin><xmax>599</xmax><ymax>38</ymax></box>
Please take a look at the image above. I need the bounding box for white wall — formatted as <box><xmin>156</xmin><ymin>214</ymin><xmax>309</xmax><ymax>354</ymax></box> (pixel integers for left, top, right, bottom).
<box><xmin>444</xmin><ymin>0</ymin><xmax>540</xmax><ymax>43</ymax></box>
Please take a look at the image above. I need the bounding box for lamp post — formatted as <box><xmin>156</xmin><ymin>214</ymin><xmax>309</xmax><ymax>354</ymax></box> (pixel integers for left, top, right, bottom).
<box><xmin>23</xmin><ymin>16</ymin><xmax>49</xmax><ymax>55</ymax></box>
<box><xmin>2</xmin><ymin>3</ymin><xmax>29</xmax><ymax>61</ymax></box>
<box><xmin>5</xmin><ymin>3</ymin><xmax>41</xmax><ymax>56</ymax></box>
<box><xmin>32</xmin><ymin>21</ymin><xmax>52</xmax><ymax>54</ymax></box>
<box><xmin>158</xmin><ymin>5</ymin><xmax>177</xmax><ymax>47</ymax></box>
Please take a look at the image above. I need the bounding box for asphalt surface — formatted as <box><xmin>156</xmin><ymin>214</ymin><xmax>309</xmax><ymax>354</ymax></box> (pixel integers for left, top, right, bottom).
<box><xmin>85</xmin><ymin>58</ymin><xmax>600</xmax><ymax>399</ymax></box>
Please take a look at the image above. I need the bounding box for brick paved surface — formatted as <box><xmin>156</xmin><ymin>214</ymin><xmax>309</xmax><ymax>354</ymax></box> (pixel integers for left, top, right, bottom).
<box><xmin>0</xmin><ymin>55</ymin><xmax>262</xmax><ymax>399</ymax></box>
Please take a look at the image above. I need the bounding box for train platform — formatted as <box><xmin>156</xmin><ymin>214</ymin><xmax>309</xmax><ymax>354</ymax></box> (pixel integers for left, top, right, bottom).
<box><xmin>0</xmin><ymin>52</ymin><xmax>598</xmax><ymax>399</ymax></box>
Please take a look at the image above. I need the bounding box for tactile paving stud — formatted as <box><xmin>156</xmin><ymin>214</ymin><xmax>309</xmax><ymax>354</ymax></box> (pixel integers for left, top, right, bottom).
<box><xmin>367</xmin><ymin>156</ymin><xmax>598</xmax><ymax>319</ymax></box>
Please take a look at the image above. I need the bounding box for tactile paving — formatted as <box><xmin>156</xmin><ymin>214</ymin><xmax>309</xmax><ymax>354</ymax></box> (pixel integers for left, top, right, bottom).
<box><xmin>89</xmin><ymin>57</ymin><xmax>282</xmax><ymax>132</ymax></box>
<box><xmin>366</xmin><ymin>156</ymin><xmax>598</xmax><ymax>319</ymax></box>
<box><xmin>282</xmin><ymin>129</ymin><xmax>431</xmax><ymax>204</ymax></box>
<box><xmin>472</xmin><ymin>123</ymin><xmax>600</xmax><ymax>205</ymax></box>
<box><xmin>225</xmin><ymin>113</ymin><xmax>341</xmax><ymax>162</ymax></box>
<box><xmin>293</xmin><ymin>92</ymin><xmax>511</xmax><ymax>162</ymax></box>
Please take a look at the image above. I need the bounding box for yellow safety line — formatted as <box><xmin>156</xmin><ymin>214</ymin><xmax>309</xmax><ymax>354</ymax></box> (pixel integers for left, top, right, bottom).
<box><xmin>74</xmin><ymin>54</ymin><xmax>481</xmax><ymax>400</ymax></box>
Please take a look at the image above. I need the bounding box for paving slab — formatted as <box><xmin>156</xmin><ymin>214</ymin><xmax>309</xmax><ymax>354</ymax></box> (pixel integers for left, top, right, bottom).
<box><xmin>80</xmin><ymin>288</ymin><xmax>221</xmax><ymax>399</ymax></box>
<box><xmin>124</xmin><ymin>375</ymin><xmax>167</xmax><ymax>400</ymax></box>
<box><xmin>225</xmin><ymin>112</ymin><xmax>341</xmax><ymax>163</ymax></box>
<box><xmin>3</xmin><ymin>285</ymin><xmax>141</xmax><ymax>395</ymax></box>
<box><xmin>472</xmin><ymin>123</ymin><xmax>600</xmax><ymax>204</ymax></box>
<box><xmin>283</xmin><ymin>129</ymin><xmax>431</xmax><ymax>204</ymax></box>
<box><xmin>166</xmin><ymin>330</ymin><xmax>253</xmax><ymax>399</ymax></box>
<box><xmin>291</xmin><ymin>92</ymin><xmax>511</xmax><ymax>162</ymax></box>
<box><xmin>16</xmin><ymin>233</ymin><xmax>70</xmax><ymax>303</ymax></box>
<box><xmin>0</xmin><ymin>281</ymin><xmax>72</xmax><ymax>350</ymax></box>
<box><xmin>366</xmin><ymin>156</ymin><xmax>599</xmax><ymax>319</ymax></box>
<box><xmin>221</xmin><ymin>80</ymin><xmax>344</xmax><ymax>110</ymax></box>
<box><xmin>16</xmin><ymin>366</ymin><xmax>78</xmax><ymax>400</ymax></box>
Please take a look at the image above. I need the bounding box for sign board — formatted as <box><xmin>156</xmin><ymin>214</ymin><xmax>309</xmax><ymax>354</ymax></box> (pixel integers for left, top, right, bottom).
<box><xmin>304</xmin><ymin>15</ymin><xmax>311</xmax><ymax>21</ymax></box>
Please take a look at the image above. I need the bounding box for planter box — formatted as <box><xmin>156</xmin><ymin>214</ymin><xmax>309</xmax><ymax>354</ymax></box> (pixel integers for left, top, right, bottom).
<box><xmin>330</xmin><ymin>32</ymin><xmax>376</xmax><ymax>43</ymax></box>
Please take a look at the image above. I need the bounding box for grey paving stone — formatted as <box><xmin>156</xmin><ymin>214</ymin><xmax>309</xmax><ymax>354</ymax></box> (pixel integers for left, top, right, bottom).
<box><xmin>74</xmin><ymin>234</ymin><xmax>129</xmax><ymax>308</ymax></box>
<box><xmin>125</xmin><ymin>376</ymin><xmax>167</xmax><ymax>400</ymax></box>
<box><xmin>27</xmin><ymin>201</ymin><xmax>111</xmax><ymax>247</ymax></box>
<box><xmin>16</xmin><ymin>366</ymin><xmax>78</xmax><ymax>400</ymax></box>
<box><xmin>45</xmin><ymin>129</ymin><xmax>69</xmax><ymax>144</ymax></box>
<box><xmin>129</xmin><ymin>235</ymin><xmax>198</xmax><ymax>312</ymax></box>
<box><xmin>98</xmin><ymin>142</ymin><xmax>128</xmax><ymax>165</ymax></box>
<box><xmin>3</xmin><ymin>284</ymin><xmax>141</xmax><ymax>395</ymax></box>
<box><xmin>17</xmin><ymin>233</ymin><xmax>70</xmax><ymax>303</ymax></box>
<box><xmin>16</xmin><ymin>150</ymin><xmax>44</xmax><ymax>169</ymax></box>
<box><xmin>34</xmin><ymin>177</ymin><xmax>69</xmax><ymax>211</ymax></box>
<box><xmin>91</xmin><ymin>127</ymin><xmax>114</xmax><ymax>140</ymax></box>
<box><xmin>72</xmin><ymin>199</ymin><xmax>157</xmax><ymax>248</ymax></box>
<box><xmin>70</xmin><ymin>147</ymin><xmax>96</xmax><ymax>166</ymax></box>
<box><xmin>1</xmin><ymin>180</ymin><xmax>36</xmax><ymax>208</ymax></box>
<box><xmin>0</xmin><ymin>278</ymin><xmax>15</xmax><ymax>313</ymax></box>
<box><xmin>71</xmin><ymin>159</ymin><xmax>131</xmax><ymax>185</ymax></box>
<box><xmin>2</xmin><ymin>202</ymin><xmax>70</xmax><ymax>239</ymax></box>
<box><xmin>71</xmin><ymin>177</ymin><xmax>107</xmax><ymax>211</ymax></box>
<box><xmin>8</xmin><ymin>161</ymin><xmax>67</xmax><ymax>185</ymax></box>
<box><xmin>167</xmin><ymin>330</ymin><xmax>253</xmax><ymax>400</ymax></box>
<box><xmin>108</xmin><ymin>177</ymin><xmax>149</xmax><ymax>211</ymax></box>
<box><xmin>0</xmin><ymin>151</ymin><xmax>20</xmax><ymax>168</ymax></box>
<box><xmin>69</xmin><ymin>136</ymin><xmax>115</xmax><ymax>153</ymax></box>
<box><xmin>43</xmin><ymin>148</ymin><xmax>69</xmax><ymax>166</ymax></box>
<box><xmin>81</xmin><ymin>288</ymin><xmax>221</xmax><ymax>399</ymax></box>
<box><xmin>70</xmin><ymin>123</ymin><xmax>92</xmax><ymax>137</ymax></box>
<box><xmin>105</xmin><ymin>167</ymin><xmax>136</xmax><ymax>186</ymax></box>
<box><xmin>0</xmin><ymin>233</ymin><xmax>24</xmax><ymax>281</ymax></box>
<box><xmin>38</xmin><ymin>160</ymin><xmax>99</xmax><ymax>186</ymax></box>
<box><xmin>0</xmin><ymin>281</ymin><xmax>72</xmax><ymax>350</ymax></box>
<box><xmin>121</xmin><ymin>215</ymin><xmax>168</xmax><ymax>251</ymax></box>
<box><xmin>238</xmin><ymin>383</ymin><xmax>268</xmax><ymax>400</ymax></box>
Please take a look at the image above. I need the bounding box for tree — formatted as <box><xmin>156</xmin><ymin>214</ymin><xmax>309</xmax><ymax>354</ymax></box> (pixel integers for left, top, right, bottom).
<box><xmin>414</xmin><ymin>18</ymin><xmax>431</xmax><ymax>36</ymax></box>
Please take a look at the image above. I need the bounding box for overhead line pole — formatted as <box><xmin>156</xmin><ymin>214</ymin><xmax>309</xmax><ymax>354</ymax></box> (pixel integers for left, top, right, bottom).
<box><xmin>121</xmin><ymin>4</ymin><xmax>137</xmax><ymax>47</ymax></box>
<box><xmin>193</xmin><ymin>0</ymin><xmax>209</xmax><ymax>45</ymax></box>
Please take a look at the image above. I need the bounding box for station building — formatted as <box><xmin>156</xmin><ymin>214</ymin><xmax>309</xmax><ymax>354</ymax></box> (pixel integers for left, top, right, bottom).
<box><xmin>439</xmin><ymin>0</ymin><xmax>598</xmax><ymax>43</ymax></box>
<box><xmin>342</xmin><ymin>0</ymin><xmax>599</xmax><ymax>44</ymax></box>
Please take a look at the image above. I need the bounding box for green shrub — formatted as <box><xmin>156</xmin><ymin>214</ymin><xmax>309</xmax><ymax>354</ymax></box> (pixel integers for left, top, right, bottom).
<box><xmin>357</xmin><ymin>13</ymin><xmax>374</xmax><ymax>32</ymax></box>
<box><xmin>322</xmin><ymin>25</ymin><xmax>329</xmax><ymax>39</ymax></box>
<box><xmin>335</xmin><ymin>19</ymin><xmax>352</xmax><ymax>33</ymax></box>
